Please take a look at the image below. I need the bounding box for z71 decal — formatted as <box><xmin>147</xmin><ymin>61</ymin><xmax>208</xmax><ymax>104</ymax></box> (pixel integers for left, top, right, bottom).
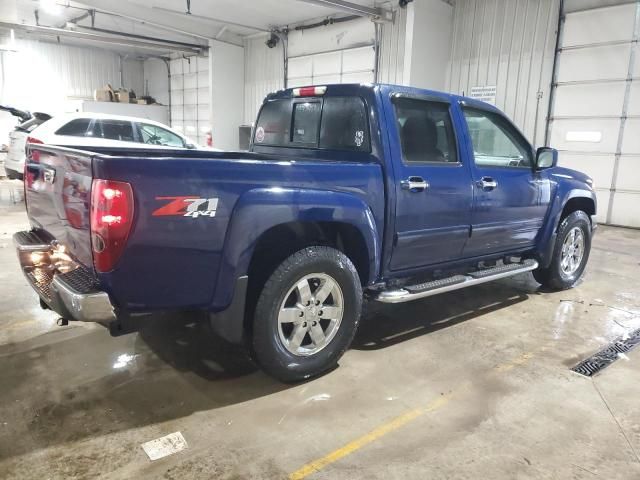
<box><xmin>153</xmin><ymin>196</ymin><xmax>219</xmax><ymax>218</ymax></box>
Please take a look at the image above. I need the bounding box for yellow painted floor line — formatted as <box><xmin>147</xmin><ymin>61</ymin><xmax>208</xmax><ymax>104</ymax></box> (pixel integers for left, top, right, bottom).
<box><xmin>289</xmin><ymin>392</ymin><xmax>456</xmax><ymax>480</ymax></box>
<box><xmin>289</xmin><ymin>342</ymin><xmax>551</xmax><ymax>480</ymax></box>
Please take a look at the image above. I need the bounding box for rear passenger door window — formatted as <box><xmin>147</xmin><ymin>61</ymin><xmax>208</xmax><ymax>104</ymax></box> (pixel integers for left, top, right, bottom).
<box><xmin>95</xmin><ymin>119</ymin><xmax>135</xmax><ymax>142</ymax></box>
<box><xmin>392</xmin><ymin>97</ymin><xmax>458</xmax><ymax>164</ymax></box>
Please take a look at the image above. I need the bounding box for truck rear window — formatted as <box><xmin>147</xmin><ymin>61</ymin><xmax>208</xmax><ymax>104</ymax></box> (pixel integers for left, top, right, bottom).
<box><xmin>254</xmin><ymin>96</ymin><xmax>370</xmax><ymax>152</ymax></box>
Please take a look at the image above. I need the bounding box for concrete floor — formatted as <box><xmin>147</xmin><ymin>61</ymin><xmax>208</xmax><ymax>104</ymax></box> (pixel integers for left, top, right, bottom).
<box><xmin>1</xmin><ymin>185</ymin><xmax>640</xmax><ymax>479</ymax></box>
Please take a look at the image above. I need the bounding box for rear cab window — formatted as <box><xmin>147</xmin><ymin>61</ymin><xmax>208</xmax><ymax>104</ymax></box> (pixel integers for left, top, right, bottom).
<box><xmin>253</xmin><ymin>95</ymin><xmax>370</xmax><ymax>152</ymax></box>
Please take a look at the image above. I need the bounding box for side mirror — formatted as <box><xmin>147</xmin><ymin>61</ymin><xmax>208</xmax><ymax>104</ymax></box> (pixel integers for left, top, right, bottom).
<box><xmin>536</xmin><ymin>147</ymin><xmax>557</xmax><ymax>170</ymax></box>
<box><xmin>185</xmin><ymin>143</ymin><xmax>197</xmax><ymax>149</ymax></box>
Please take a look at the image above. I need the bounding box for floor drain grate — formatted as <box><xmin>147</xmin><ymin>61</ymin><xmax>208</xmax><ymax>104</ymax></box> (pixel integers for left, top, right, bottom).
<box><xmin>571</xmin><ymin>328</ymin><xmax>640</xmax><ymax>377</ymax></box>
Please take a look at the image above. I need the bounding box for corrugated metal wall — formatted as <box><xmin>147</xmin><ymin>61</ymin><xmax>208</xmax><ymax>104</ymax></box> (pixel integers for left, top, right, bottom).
<box><xmin>446</xmin><ymin>0</ymin><xmax>560</xmax><ymax>145</ymax></box>
<box><xmin>0</xmin><ymin>39</ymin><xmax>144</xmax><ymax>115</ymax></box>
<box><xmin>378</xmin><ymin>5</ymin><xmax>408</xmax><ymax>85</ymax></box>
<box><xmin>243</xmin><ymin>35</ymin><xmax>284</xmax><ymax>125</ymax></box>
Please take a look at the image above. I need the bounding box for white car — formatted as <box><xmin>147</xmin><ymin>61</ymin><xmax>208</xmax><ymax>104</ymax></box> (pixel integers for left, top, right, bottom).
<box><xmin>5</xmin><ymin>113</ymin><xmax>51</xmax><ymax>180</ymax></box>
<box><xmin>24</xmin><ymin>112</ymin><xmax>202</xmax><ymax>166</ymax></box>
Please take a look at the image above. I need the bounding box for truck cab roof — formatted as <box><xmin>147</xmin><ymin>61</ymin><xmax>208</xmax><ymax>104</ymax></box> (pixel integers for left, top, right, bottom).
<box><xmin>266</xmin><ymin>82</ymin><xmax>502</xmax><ymax>113</ymax></box>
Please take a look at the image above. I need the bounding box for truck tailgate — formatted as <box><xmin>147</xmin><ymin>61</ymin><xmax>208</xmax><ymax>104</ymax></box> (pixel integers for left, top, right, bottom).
<box><xmin>25</xmin><ymin>145</ymin><xmax>94</xmax><ymax>268</ymax></box>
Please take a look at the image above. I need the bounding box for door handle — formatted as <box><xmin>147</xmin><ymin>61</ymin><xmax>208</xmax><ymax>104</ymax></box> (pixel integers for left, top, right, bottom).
<box><xmin>476</xmin><ymin>177</ymin><xmax>498</xmax><ymax>190</ymax></box>
<box><xmin>401</xmin><ymin>176</ymin><xmax>429</xmax><ymax>192</ymax></box>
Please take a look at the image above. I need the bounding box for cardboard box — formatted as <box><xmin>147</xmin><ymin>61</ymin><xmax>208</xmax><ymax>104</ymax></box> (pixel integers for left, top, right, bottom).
<box><xmin>116</xmin><ymin>89</ymin><xmax>131</xmax><ymax>103</ymax></box>
<box><xmin>94</xmin><ymin>86</ymin><xmax>114</xmax><ymax>102</ymax></box>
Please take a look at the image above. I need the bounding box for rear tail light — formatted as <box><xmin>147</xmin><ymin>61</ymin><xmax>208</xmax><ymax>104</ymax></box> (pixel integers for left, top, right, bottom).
<box><xmin>26</xmin><ymin>136</ymin><xmax>43</xmax><ymax>145</ymax></box>
<box><xmin>292</xmin><ymin>86</ymin><xmax>327</xmax><ymax>97</ymax></box>
<box><xmin>25</xmin><ymin>136</ymin><xmax>43</xmax><ymax>165</ymax></box>
<box><xmin>90</xmin><ymin>179</ymin><xmax>134</xmax><ymax>273</ymax></box>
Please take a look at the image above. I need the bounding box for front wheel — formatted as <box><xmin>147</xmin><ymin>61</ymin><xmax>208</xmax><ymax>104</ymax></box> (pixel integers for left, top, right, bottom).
<box><xmin>533</xmin><ymin>210</ymin><xmax>592</xmax><ymax>290</ymax></box>
<box><xmin>252</xmin><ymin>246</ymin><xmax>362</xmax><ymax>382</ymax></box>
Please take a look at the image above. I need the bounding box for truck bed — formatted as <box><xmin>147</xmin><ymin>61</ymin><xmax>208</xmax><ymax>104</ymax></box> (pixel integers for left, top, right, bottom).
<box><xmin>24</xmin><ymin>145</ymin><xmax>385</xmax><ymax>313</ymax></box>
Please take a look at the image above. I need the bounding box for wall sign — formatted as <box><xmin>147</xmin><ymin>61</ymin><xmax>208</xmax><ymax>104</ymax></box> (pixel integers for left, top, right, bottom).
<box><xmin>470</xmin><ymin>86</ymin><xmax>497</xmax><ymax>105</ymax></box>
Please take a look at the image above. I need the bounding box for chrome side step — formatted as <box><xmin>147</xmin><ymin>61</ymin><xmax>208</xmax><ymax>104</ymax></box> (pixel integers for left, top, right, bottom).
<box><xmin>376</xmin><ymin>259</ymin><xmax>538</xmax><ymax>304</ymax></box>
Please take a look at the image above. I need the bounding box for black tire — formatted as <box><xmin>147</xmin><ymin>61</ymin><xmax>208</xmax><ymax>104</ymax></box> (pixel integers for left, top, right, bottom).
<box><xmin>533</xmin><ymin>210</ymin><xmax>592</xmax><ymax>290</ymax></box>
<box><xmin>252</xmin><ymin>246</ymin><xmax>362</xmax><ymax>382</ymax></box>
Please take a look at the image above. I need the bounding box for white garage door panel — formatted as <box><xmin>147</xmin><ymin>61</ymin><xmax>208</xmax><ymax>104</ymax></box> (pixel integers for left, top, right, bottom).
<box><xmin>184</xmin><ymin>90</ymin><xmax>198</xmax><ymax>105</ymax></box>
<box><xmin>610</xmin><ymin>192</ymin><xmax>640</xmax><ymax>227</ymax></box>
<box><xmin>553</xmin><ymin>82</ymin><xmax>626</xmax><ymax>117</ymax></box>
<box><xmin>595</xmin><ymin>189</ymin><xmax>611</xmax><ymax>222</ymax></box>
<box><xmin>287</xmin><ymin>17</ymin><xmax>374</xmax><ymax>58</ymax></box>
<box><xmin>171</xmin><ymin>75</ymin><xmax>183</xmax><ymax>90</ymax></box>
<box><xmin>314</xmin><ymin>74</ymin><xmax>342</xmax><ymax>85</ymax></box>
<box><xmin>184</xmin><ymin>73</ymin><xmax>198</xmax><ymax>89</ymax></box>
<box><xmin>288</xmin><ymin>77</ymin><xmax>313</xmax><ymax>88</ymax></box>
<box><xmin>171</xmin><ymin>107</ymin><xmax>183</xmax><ymax>121</ymax></box>
<box><xmin>557</xmin><ymin>45</ymin><xmax>631</xmax><ymax>82</ymax></box>
<box><xmin>551</xmin><ymin>118</ymin><xmax>621</xmax><ymax>152</ymax></box>
<box><xmin>183</xmin><ymin>105</ymin><xmax>197</xmax><ymax>121</ymax></box>
<box><xmin>342</xmin><ymin>71</ymin><xmax>374</xmax><ymax>83</ymax></box>
<box><xmin>313</xmin><ymin>51</ymin><xmax>342</xmax><ymax>76</ymax></box>
<box><xmin>172</xmin><ymin>90</ymin><xmax>184</xmax><ymax>105</ymax></box>
<box><xmin>558</xmin><ymin>153</ymin><xmax>616</xmax><ymax>187</ymax></box>
<box><xmin>287</xmin><ymin>45</ymin><xmax>375</xmax><ymax>89</ymax></box>
<box><xmin>550</xmin><ymin>3</ymin><xmax>640</xmax><ymax>227</ymax></box>
<box><xmin>615</xmin><ymin>156</ymin><xmax>640</xmax><ymax>192</ymax></box>
<box><xmin>621</xmin><ymin>119</ymin><xmax>640</xmax><ymax>154</ymax></box>
<box><xmin>562</xmin><ymin>4</ymin><xmax>636</xmax><ymax>47</ymax></box>
<box><xmin>625</xmin><ymin>82</ymin><xmax>640</xmax><ymax>116</ymax></box>
<box><xmin>288</xmin><ymin>56</ymin><xmax>313</xmax><ymax>78</ymax></box>
<box><xmin>342</xmin><ymin>46</ymin><xmax>375</xmax><ymax>73</ymax></box>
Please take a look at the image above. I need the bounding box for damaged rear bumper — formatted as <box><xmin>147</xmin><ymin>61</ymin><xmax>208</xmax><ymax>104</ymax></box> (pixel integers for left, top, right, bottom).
<box><xmin>13</xmin><ymin>230</ymin><xmax>116</xmax><ymax>323</ymax></box>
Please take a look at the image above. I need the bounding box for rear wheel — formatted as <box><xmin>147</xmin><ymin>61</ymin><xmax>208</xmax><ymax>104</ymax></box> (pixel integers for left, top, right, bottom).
<box><xmin>252</xmin><ymin>246</ymin><xmax>362</xmax><ymax>382</ymax></box>
<box><xmin>533</xmin><ymin>210</ymin><xmax>592</xmax><ymax>290</ymax></box>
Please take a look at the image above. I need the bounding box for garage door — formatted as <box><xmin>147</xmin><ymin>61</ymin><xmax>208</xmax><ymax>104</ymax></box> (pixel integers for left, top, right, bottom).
<box><xmin>170</xmin><ymin>56</ymin><xmax>210</xmax><ymax>147</ymax></box>
<box><xmin>287</xmin><ymin>45</ymin><xmax>375</xmax><ymax>88</ymax></box>
<box><xmin>549</xmin><ymin>2</ymin><xmax>640</xmax><ymax>227</ymax></box>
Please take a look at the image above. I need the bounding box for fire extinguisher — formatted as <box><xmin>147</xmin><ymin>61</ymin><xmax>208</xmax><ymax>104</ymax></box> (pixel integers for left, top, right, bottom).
<box><xmin>206</xmin><ymin>131</ymin><xmax>213</xmax><ymax>147</ymax></box>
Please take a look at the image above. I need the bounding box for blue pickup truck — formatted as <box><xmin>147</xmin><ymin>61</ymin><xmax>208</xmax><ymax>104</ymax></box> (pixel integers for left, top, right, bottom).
<box><xmin>15</xmin><ymin>83</ymin><xmax>596</xmax><ymax>381</ymax></box>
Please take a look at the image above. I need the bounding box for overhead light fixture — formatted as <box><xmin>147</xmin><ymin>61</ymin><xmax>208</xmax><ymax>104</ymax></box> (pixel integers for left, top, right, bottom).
<box><xmin>40</xmin><ymin>0</ymin><xmax>62</xmax><ymax>16</ymax></box>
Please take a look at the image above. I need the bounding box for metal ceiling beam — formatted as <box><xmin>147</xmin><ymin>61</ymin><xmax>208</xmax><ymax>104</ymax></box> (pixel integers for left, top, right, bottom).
<box><xmin>0</xmin><ymin>22</ymin><xmax>204</xmax><ymax>55</ymax></box>
<box><xmin>295</xmin><ymin>0</ymin><xmax>392</xmax><ymax>22</ymax></box>
<box><xmin>64</xmin><ymin>0</ymin><xmax>217</xmax><ymax>41</ymax></box>
<box><xmin>152</xmin><ymin>7</ymin><xmax>269</xmax><ymax>33</ymax></box>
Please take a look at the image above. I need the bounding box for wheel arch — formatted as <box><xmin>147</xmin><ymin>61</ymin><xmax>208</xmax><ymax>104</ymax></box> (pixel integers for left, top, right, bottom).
<box><xmin>536</xmin><ymin>188</ymin><xmax>596</xmax><ymax>269</ymax></box>
<box><xmin>211</xmin><ymin>187</ymin><xmax>380</xmax><ymax>312</ymax></box>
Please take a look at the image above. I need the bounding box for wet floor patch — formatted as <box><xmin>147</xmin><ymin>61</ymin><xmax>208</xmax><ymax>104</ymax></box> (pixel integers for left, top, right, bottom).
<box><xmin>571</xmin><ymin>328</ymin><xmax>640</xmax><ymax>377</ymax></box>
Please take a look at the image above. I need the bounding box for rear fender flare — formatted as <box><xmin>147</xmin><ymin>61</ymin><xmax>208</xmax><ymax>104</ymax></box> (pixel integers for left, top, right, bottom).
<box><xmin>210</xmin><ymin>187</ymin><xmax>380</xmax><ymax>310</ymax></box>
